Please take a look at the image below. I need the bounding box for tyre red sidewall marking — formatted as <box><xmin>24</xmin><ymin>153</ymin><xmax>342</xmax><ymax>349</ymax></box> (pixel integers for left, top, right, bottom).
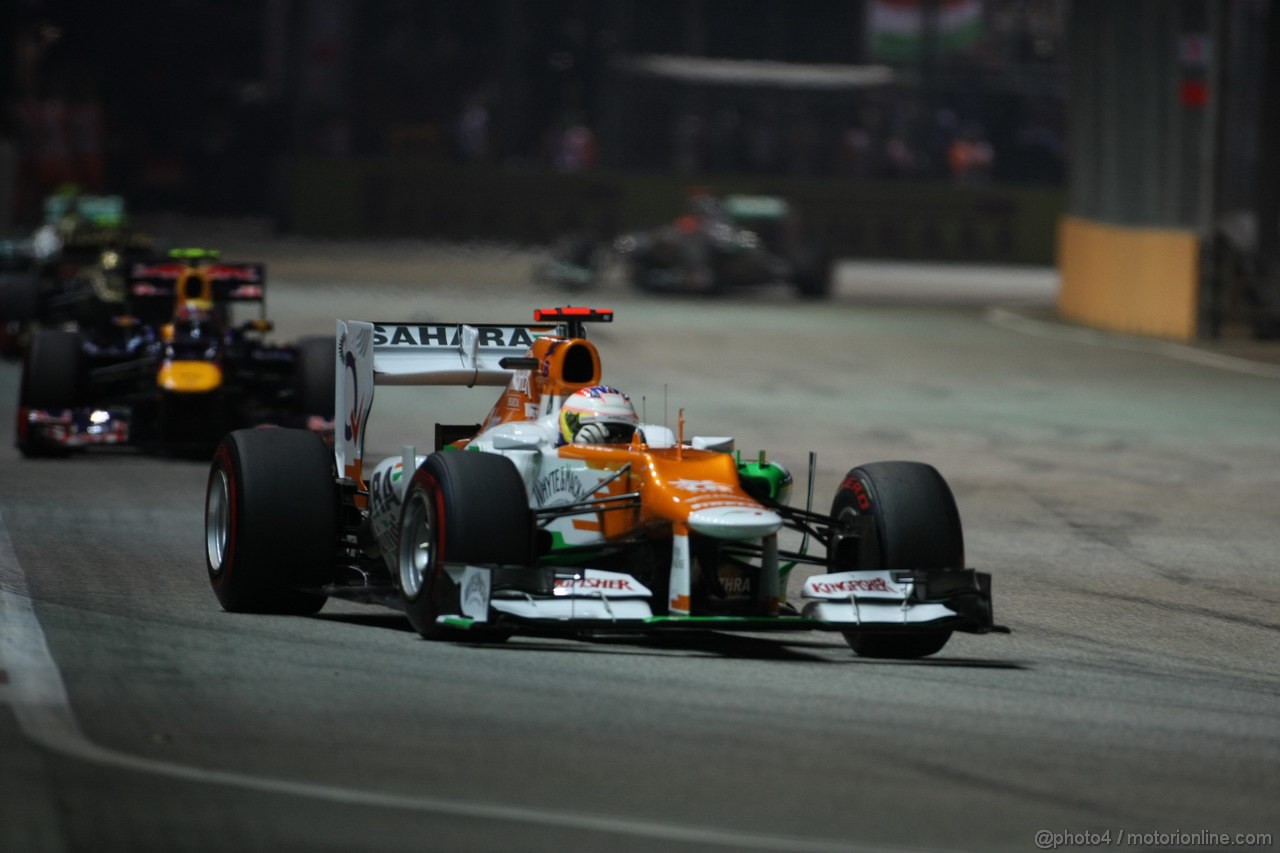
<box><xmin>838</xmin><ymin>474</ymin><xmax>873</xmax><ymax>511</ymax></box>
<box><xmin>405</xmin><ymin>468</ymin><xmax>448</xmax><ymax>606</ymax></box>
<box><xmin>423</xmin><ymin>471</ymin><xmax>447</xmax><ymax>604</ymax></box>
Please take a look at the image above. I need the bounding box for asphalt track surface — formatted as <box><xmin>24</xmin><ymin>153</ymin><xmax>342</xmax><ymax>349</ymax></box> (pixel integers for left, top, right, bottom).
<box><xmin>2</xmin><ymin>229</ymin><xmax>1278</xmax><ymax>853</ymax></box>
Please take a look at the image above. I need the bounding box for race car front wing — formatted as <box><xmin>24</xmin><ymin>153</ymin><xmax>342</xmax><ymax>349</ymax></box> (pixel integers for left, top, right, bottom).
<box><xmin>433</xmin><ymin>564</ymin><xmax>1002</xmax><ymax>635</ymax></box>
<box><xmin>20</xmin><ymin>406</ymin><xmax>131</xmax><ymax>448</ymax></box>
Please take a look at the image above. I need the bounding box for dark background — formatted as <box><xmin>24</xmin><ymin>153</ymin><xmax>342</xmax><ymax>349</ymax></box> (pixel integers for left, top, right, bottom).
<box><xmin>2</xmin><ymin>0</ymin><xmax>1067</xmax><ymax>219</ymax></box>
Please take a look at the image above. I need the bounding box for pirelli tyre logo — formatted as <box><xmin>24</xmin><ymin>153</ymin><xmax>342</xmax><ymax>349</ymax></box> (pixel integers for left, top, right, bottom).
<box><xmin>372</xmin><ymin>324</ymin><xmax>547</xmax><ymax>349</ymax></box>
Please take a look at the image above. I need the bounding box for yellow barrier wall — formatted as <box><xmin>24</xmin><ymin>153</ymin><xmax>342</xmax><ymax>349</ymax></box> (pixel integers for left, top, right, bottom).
<box><xmin>1057</xmin><ymin>216</ymin><xmax>1200</xmax><ymax>341</ymax></box>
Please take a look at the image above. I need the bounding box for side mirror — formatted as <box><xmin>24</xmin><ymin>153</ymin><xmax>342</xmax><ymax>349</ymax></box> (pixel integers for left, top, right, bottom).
<box><xmin>636</xmin><ymin>424</ymin><xmax>675</xmax><ymax>448</ymax></box>
<box><xmin>492</xmin><ymin>431</ymin><xmax>543</xmax><ymax>450</ymax></box>
<box><xmin>691</xmin><ymin>435</ymin><xmax>735</xmax><ymax>453</ymax></box>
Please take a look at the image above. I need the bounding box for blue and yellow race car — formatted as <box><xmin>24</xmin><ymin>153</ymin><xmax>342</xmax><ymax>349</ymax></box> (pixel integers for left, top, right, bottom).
<box><xmin>16</xmin><ymin>248</ymin><xmax>333</xmax><ymax>456</ymax></box>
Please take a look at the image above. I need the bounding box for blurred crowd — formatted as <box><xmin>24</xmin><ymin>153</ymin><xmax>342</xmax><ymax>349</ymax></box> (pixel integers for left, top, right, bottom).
<box><xmin>347</xmin><ymin>2</ymin><xmax>1066</xmax><ymax>187</ymax></box>
<box><xmin>5</xmin><ymin>2</ymin><xmax>107</xmax><ymax>223</ymax></box>
<box><xmin>1</xmin><ymin>0</ymin><xmax>1067</xmax><ymax>227</ymax></box>
<box><xmin>430</xmin><ymin>81</ymin><xmax>1062</xmax><ymax>188</ymax></box>
<box><xmin>649</xmin><ymin>99</ymin><xmax>1060</xmax><ymax>184</ymax></box>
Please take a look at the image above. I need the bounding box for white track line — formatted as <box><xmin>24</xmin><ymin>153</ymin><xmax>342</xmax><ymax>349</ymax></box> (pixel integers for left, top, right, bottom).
<box><xmin>0</xmin><ymin>513</ymin><xmax>942</xmax><ymax>853</ymax></box>
<box><xmin>986</xmin><ymin>306</ymin><xmax>1280</xmax><ymax>379</ymax></box>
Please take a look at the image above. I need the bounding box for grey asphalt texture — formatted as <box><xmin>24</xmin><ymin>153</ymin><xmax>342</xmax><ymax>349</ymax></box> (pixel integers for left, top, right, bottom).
<box><xmin>1</xmin><ymin>228</ymin><xmax>1277</xmax><ymax>853</ymax></box>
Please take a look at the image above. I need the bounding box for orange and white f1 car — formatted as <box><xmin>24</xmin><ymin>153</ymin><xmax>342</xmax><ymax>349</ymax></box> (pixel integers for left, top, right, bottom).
<box><xmin>204</xmin><ymin>307</ymin><xmax>1004</xmax><ymax>658</ymax></box>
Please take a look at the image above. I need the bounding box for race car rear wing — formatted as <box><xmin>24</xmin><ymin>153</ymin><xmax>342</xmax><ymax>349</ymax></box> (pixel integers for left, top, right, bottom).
<box><xmin>335</xmin><ymin>308</ymin><xmax>614</xmax><ymax>484</ymax></box>
<box><xmin>127</xmin><ymin>262</ymin><xmax>266</xmax><ymax>302</ymax></box>
<box><xmin>335</xmin><ymin>319</ymin><xmax>558</xmax><ymax>482</ymax></box>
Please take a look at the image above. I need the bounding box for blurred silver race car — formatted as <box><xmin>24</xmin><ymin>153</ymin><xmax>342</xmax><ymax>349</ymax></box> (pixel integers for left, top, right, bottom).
<box><xmin>538</xmin><ymin>192</ymin><xmax>834</xmax><ymax>298</ymax></box>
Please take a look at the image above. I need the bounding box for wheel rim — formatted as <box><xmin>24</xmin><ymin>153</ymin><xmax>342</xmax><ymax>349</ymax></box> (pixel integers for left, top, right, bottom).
<box><xmin>829</xmin><ymin>504</ymin><xmax>865</xmax><ymax>569</ymax></box>
<box><xmin>400</xmin><ymin>490</ymin><xmax>436</xmax><ymax>599</ymax></box>
<box><xmin>206</xmin><ymin>468</ymin><xmax>230</xmax><ymax>573</ymax></box>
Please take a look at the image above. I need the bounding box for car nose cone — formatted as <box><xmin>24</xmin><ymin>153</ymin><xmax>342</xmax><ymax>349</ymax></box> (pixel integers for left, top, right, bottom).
<box><xmin>158</xmin><ymin>360</ymin><xmax>222</xmax><ymax>393</ymax></box>
<box><xmin>687</xmin><ymin>506</ymin><xmax>783</xmax><ymax>540</ymax></box>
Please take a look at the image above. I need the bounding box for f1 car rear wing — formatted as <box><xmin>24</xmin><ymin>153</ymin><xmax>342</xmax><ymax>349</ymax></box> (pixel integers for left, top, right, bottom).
<box><xmin>44</xmin><ymin>193</ymin><xmax>126</xmax><ymax>227</ymax></box>
<box><xmin>335</xmin><ymin>307</ymin><xmax>613</xmax><ymax>483</ymax></box>
<box><xmin>127</xmin><ymin>262</ymin><xmax>266</xmax><ymax>303</ymax></box>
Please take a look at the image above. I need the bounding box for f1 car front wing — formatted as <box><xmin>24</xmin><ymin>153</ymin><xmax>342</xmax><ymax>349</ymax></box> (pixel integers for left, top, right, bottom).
<box><xmin>429</xmin><ymin>564</ymin><xmax>1002</xmax><ymax>635</ymax></box>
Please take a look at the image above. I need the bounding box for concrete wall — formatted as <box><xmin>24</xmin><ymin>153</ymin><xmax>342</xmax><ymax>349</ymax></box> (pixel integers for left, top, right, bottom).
<box><xmin>1058</xmin><ymin>0</ymin><xmax>1214</xmax><ymax>341</ymax></box>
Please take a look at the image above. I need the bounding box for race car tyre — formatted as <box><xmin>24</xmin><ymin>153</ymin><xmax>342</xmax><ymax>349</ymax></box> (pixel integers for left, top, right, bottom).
<box><xmin>0</xmin><ymin>269</ymin><xmax>40</xmax><ymax>322</ymax></box>
<box><xmin>542</xmin><ymin>233</ymin><xmax>603</xmax><ymax>291</ymax></box>
<box><xmin>628</xmin><ymin>258</ymin><xmax>663</xmax><ymax>293</ymax></box>
<box><xmin>790</xmin><ymin>245</ymin><xmax>834</xmax><ymax>299</ymax></box>
<box><xmin>828</xmin><ymin>461</ymin><xmax>963</xmax><ymax>659</ymax></box>
<box><xmin>206</xmin><ymin>428</ymin><xmax>335</xmax><ymax>614</ymax></box>
<box><xmin>16</xmin><ymin>330</ymin><xmax>83</xmax><ymax>458</ymax></box>
<box><xmin>21</xmin><ymin>329</ymin><xmax>82</xmax><ymax>409</ymax></box>
<box><xmin>398</xmin><ymin>450</ymin><xmax>532</xmax><ymax>641</ymax></box>
<box><xmin>295</xmin><ymin>335</ymin><xmax>336</xmax><ymax>417</ymax></box>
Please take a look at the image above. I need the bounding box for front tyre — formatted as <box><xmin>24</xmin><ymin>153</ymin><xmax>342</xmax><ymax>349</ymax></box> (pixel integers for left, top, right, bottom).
<box><xmin>792</xmin><ymin>247</ymin><xmax>833</xmax><ymax>299</ymax></box>
<box><xmin>16</xmin><ymin>329</ymin><xmax>84</xmax><ymax>458</ymax></box>
<box><xmin>828</xmin><ymin>461</ymin><xmax>963</xmax><ymax>659</ymax></box>
<box><xmin>21</xmin><ymin>329</ymin><xmax>83</xmax><ymax>410</ymax></box>
<box><xmin>206</xmin><ymin>428</ymin><xmax>335</xmax><ymax>614</ymax></box>
<box><xmin>398</xmin><ymin>451</ymin><xmax>532</xmax><ymax>641</ymax></box>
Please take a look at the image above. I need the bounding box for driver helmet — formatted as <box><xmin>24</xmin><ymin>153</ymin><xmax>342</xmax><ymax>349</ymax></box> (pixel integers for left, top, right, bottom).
<box><xmin>559</xmin><ymin>385</ymin><xmax>639</xmax><ymax>445</ymax></box>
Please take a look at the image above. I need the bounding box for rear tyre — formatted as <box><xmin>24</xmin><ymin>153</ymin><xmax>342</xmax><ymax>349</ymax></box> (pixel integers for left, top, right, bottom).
<box><xmin>206</xmin><ymin>428</ymin><xmax>335</xmax><ymax>614</ymax></box>
<box><xmin>628</xmin><ymin>258</ymin><xmax>663</xmax><ymax>293</ymax></box>
<box><xmin>828</xmin><ymin>461</ymin><xmax>963</xmax><ymax>659</ymax></box>
<box><xmin>791</xmin><ymin>244</ymin><xmax>833</xmax><ymax>299</ymax></box>
<box><xmin>16</xmin><ymin>330</ymin><xmax>83</xmax><ymax>458</ymax></box>
<box><xmin>295</xmin><ymin>336</ymin><xmax>336</xmax><ymax>417</ymax></box>
<box><xmin>398</xmin><ymin>451</ymin><xmax>532</xmax><ymax>641</ymax></box>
